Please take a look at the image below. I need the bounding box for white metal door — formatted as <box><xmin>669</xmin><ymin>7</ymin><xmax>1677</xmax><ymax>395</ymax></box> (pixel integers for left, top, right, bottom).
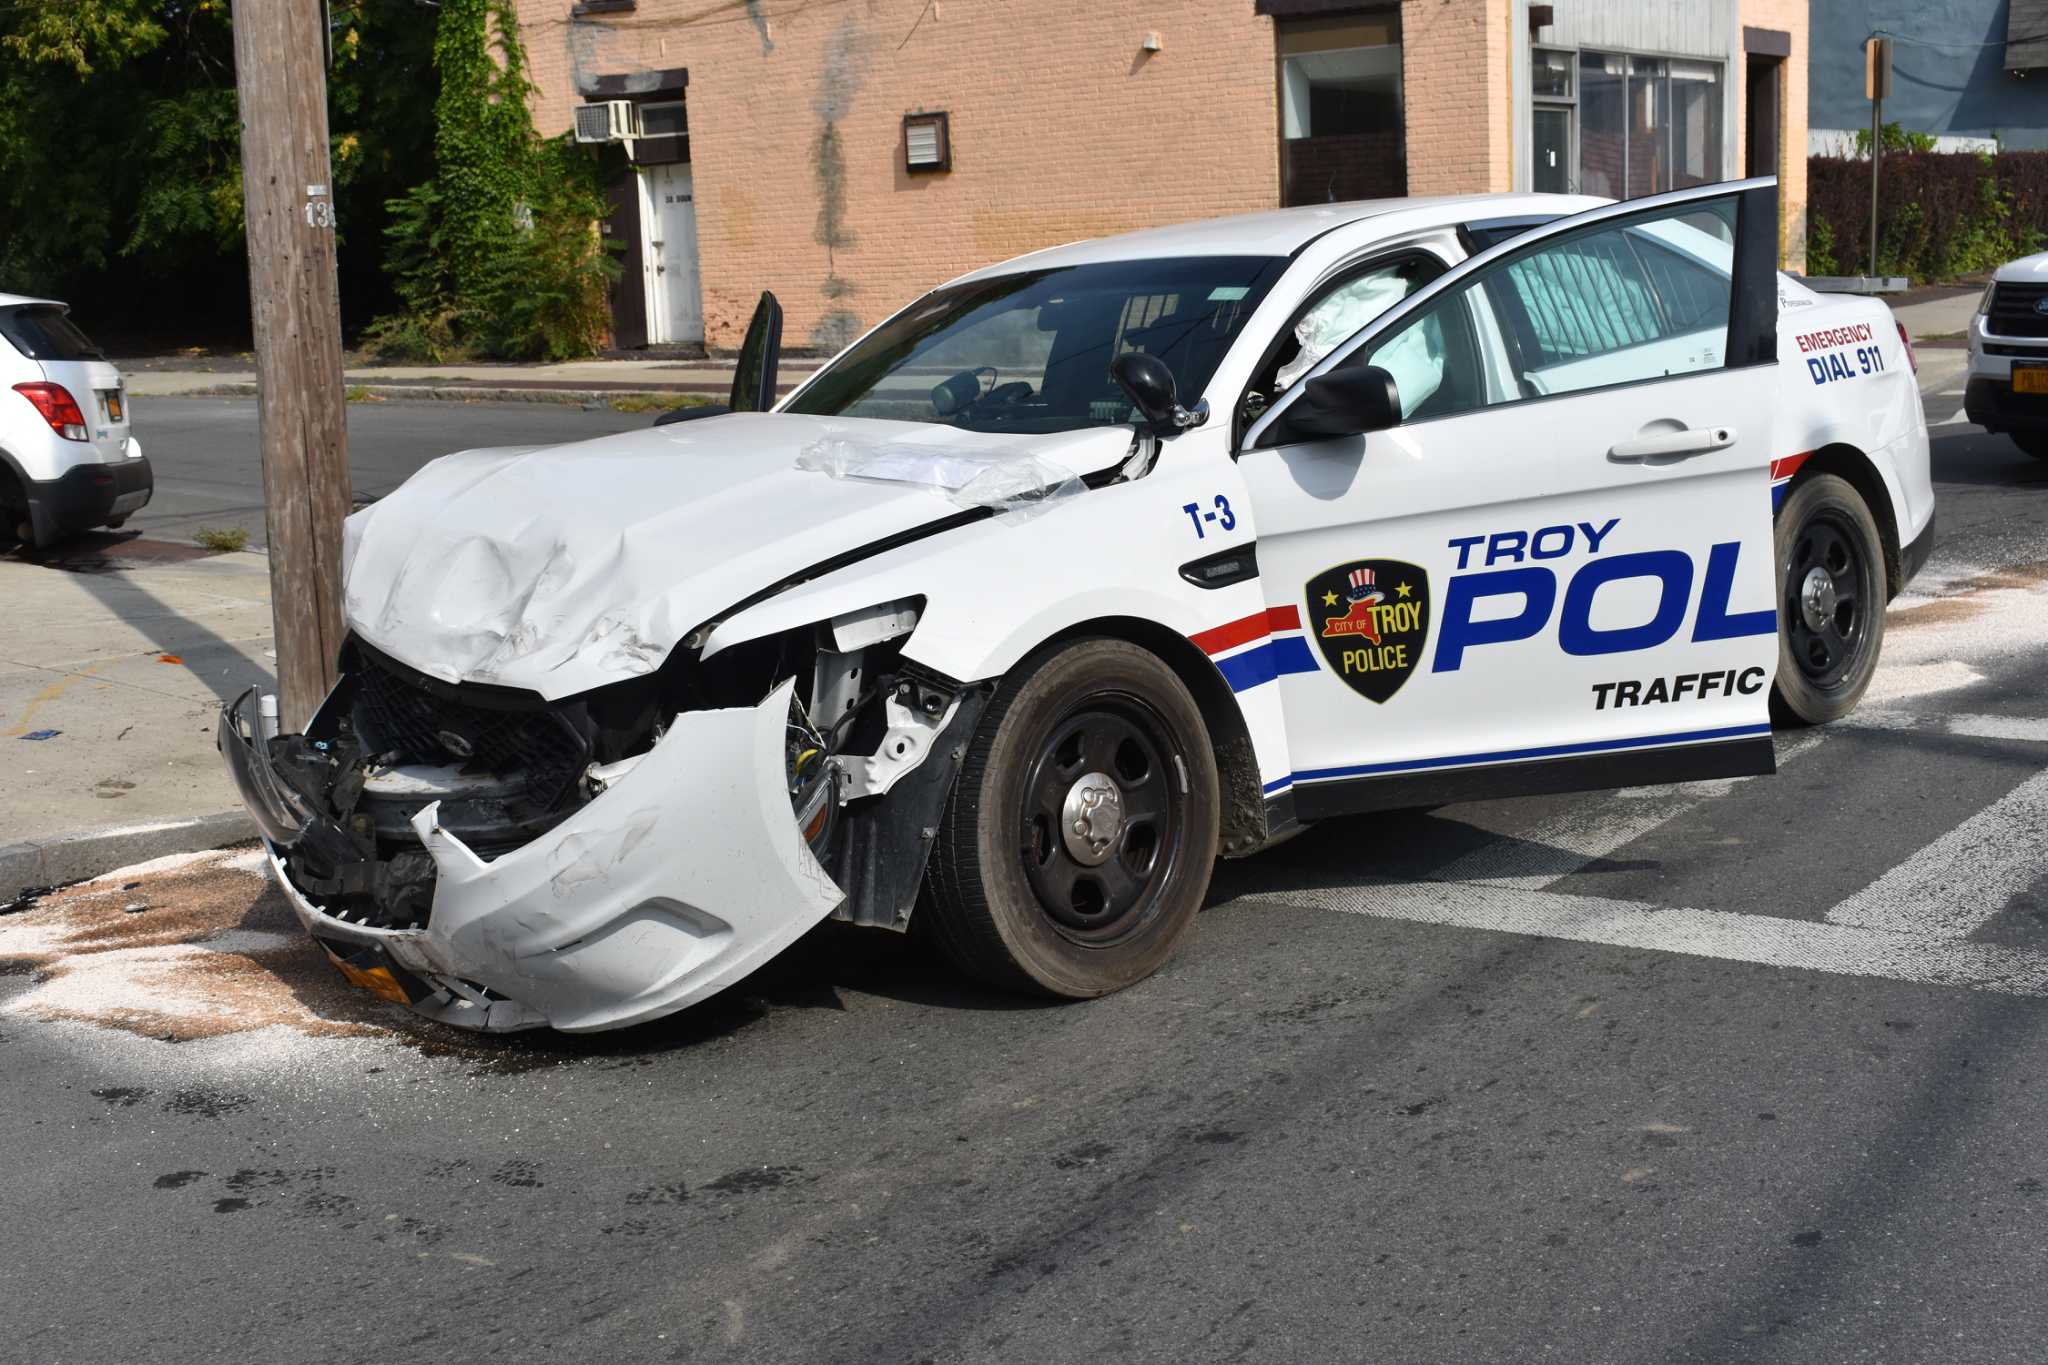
<box><xmin>639</xmin><ymin>164</ymin><xmax>703</xmax><ymax>346</ymax></box>
<box><xmin>1239</xmin><ymin>181</ymin><xmax>1783</xmax><ymax>814</ymax></box>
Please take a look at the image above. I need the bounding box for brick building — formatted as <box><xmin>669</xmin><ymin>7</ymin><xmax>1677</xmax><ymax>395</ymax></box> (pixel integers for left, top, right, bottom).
<box><xmin>513</xmin><ymin>0</ymin><xmax>1809</xmax><ymax>353</ymax></box>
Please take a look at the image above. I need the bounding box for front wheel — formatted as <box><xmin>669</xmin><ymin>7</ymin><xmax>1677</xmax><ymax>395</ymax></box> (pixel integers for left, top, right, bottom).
<box><xmin>1771</xmin><ymin>473</ymin><xmax>1886</xmax><ymax>725</ymax></box>
<box><xmin>921</xmin><ymin>638</ymin><xmax>1220</xmax><ymax>998</ymax></box>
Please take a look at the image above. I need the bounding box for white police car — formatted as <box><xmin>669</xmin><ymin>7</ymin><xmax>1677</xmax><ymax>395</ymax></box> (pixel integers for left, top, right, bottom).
<box><xmin>1964</xmin><ymin>250</ymin><xmax>2048</xmax><ymax>460</ymax></box>
<box><xmin>221</xmin><ymin>178</ymin><xmax>1932</xmax><ymax>1031</ymax></box>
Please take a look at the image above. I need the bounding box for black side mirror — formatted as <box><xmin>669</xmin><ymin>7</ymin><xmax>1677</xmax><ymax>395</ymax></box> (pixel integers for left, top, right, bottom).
<box><xmin>1283</xmin><ymin>364</ymin><xmax>1402</xmax><ymax>441</ymax></box>
<box><xmin>729</xmin><ymin>291</ymin><xmax>782</xmax><ymax>413</ymax></box>
<box><xmin>1110</xmin><ymin>352</ymin><xmax>1206</xmax><ymax>435</ymax></box>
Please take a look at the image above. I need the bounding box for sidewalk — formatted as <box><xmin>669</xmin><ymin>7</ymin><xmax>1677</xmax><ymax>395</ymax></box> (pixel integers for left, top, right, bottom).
<box><xmin>1</xmin><ymin>536</ymin><xmax>272</xmax><ymax>897</ymax></box>
<box><xmin>123</xmin><ymin>354</ymin><xmax>820</xmax><ymax>404</ymax></box>
<box><xmin>1887</xmin><ymin>283</ymin><xmax>1983</xmax><ymax>346</ymax></box>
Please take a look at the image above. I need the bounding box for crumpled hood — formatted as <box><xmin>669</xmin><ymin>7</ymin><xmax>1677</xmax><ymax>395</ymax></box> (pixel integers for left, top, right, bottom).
<box><xmin>342</xmin><ymin>413</ymin><xmax>1132</xmax><ymax>700</ymax></box>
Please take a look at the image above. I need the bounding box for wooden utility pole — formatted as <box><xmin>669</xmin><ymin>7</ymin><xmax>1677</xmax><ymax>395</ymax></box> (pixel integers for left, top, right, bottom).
<box><xmin>231</xmin><ymin>0</ymin><xmax>352</xmax><ymax>729</ymax></box>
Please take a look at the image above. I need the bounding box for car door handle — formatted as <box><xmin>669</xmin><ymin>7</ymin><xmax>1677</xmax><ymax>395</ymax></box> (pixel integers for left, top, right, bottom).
<box><xmin>1607</xmin><ymin>425</ymin><xmax>1736</xmax><ymax>462</ymax></box>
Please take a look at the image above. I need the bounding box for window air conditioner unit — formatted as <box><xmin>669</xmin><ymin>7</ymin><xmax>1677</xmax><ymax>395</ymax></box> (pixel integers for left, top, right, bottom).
<box><xmin>574</xmin><ymin>100</ymin><xmax>638</xmax><ymax>143</ymax></box>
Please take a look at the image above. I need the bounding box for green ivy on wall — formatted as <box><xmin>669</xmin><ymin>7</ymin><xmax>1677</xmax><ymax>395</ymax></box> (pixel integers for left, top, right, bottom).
<box><xmin>368</xmin><ymin>0</ymin><xmax>615</xmax><ymax>361</ymax></box>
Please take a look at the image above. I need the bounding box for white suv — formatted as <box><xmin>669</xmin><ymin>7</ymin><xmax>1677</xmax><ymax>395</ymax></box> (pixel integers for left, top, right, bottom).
<box><xmin>0</xmin><ymin>293</ymin><xmax>149</xmax><ymax>547</ymax></box>
<box><xmin>1964</xmin><ymin>254</ymin><xmax>2048</xmax><ymax>461</ymax></box>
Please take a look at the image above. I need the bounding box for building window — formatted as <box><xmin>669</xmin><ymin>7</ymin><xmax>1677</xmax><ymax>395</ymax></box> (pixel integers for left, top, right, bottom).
<box><xmin>1277</xmin><ymin>12</ymin><xmax>1404</xmax><ymax>207</ymax></box>
<box><xmin>638</xmin><ymin>100</ymin><xmax>686</xmax><ymax>138</ymax></box>
<box><xmin>1577</xmin><ymin>51</ymin><xmax>1722</xmax><ymax>200</ymax></box>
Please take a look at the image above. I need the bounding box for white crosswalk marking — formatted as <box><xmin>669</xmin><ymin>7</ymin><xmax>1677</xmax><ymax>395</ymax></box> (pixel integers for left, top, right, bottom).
<box><xmin>1262</xmin><ymin>712</ymin><xmax>2048</xmax><ymax>996</ymax></box>
<box><xmin>1432</xmin><ymin>730</ymin><xmax>1825</xmax><ymax>891</ymax></box>
<box><xmin>1277</xmin><ymin>879</ymin><xmax>2048</xmax><ymax>998</ymax></box>
<box><xmin>1823</xmin><ymin>768</ymin><xmax>2048</xmax><ymax>939</ymax></box>
<box><xmin>1845</xmin><ymin>711</ymin><xmax>2048</xmax><ymax>743</ymax></box>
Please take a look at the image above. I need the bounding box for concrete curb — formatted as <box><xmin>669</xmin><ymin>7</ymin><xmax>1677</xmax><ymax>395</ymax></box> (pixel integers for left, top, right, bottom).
<box><xmin>2</xmin><ymin>810</ymin><xmax>257</xmax><ymax>904</ymax></box>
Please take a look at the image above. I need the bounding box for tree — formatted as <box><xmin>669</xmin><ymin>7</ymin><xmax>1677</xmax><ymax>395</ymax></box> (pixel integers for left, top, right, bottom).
<box><xmin>0</xmin><ymin>0</ymin><xmax>436</xmax><ymax>344</ymax></box>
<box><xmin>367</xmin><ymin>0</ymin><xmax>614</xmax><ymax>361</ymax></box>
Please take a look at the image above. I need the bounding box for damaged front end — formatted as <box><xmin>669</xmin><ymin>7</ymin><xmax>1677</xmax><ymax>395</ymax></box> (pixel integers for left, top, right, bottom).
<box><xmin>220</xmin><ymin>617</ymin><xmax>985</xmax><ymax>1032</ymax></box>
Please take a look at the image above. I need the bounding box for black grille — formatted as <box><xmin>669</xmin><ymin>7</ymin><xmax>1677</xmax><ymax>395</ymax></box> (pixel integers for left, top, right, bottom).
<box><xmin>351</xmin><ymin>655</ymin><xmax>588</xmax><ymax>789</ymax></box>
<box><xmin>1988</xmin><ymin>283</ymin><xmax>2048</xmax><ymax>338</ymax></box>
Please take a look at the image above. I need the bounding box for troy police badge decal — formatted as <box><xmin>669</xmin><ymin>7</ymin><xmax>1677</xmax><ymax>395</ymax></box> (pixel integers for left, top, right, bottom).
<box><xmin>1307</xmin><ymin>560</ymin><xmax>1430</xmax><ymax>702</ymax></box>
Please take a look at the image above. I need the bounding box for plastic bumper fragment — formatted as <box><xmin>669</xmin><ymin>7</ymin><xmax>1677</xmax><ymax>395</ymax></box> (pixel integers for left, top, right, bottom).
<box><xmin>217</xmin><ymin>688</ymin><xmax>313</xmax><ymax>846</ymax></box>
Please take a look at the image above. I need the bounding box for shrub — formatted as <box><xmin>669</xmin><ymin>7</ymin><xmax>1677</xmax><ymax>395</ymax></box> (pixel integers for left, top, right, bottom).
<box><xmin>364</xmin><ymin>0</ymin><xmax>616</xmax><ymax>362</ymax></box>
<box><xmin>1808</xmin><ymin>150</ymin><xmax>2048</xmax><ymax>282</ymax></box>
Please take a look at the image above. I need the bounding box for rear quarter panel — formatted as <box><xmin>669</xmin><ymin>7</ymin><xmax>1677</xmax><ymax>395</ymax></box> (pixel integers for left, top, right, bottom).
<box><xmin>1776</xmin><ymin>286</ymin><xmax>1932</xmax><ymax>538</ymax></box>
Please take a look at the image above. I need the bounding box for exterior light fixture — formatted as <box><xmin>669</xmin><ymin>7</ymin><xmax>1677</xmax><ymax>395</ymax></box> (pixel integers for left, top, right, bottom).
<box><xmin>903</xmin><ymin>111</ymin><xmax>951</xmax><ymax>173</ymax></box>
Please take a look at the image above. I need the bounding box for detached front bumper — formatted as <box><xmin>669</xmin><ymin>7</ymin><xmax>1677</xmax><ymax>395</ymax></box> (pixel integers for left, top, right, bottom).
<box><xmin>219</xmin><ymin>681</ymin><xmax>845</xmax><ymax>1032</ymax></box>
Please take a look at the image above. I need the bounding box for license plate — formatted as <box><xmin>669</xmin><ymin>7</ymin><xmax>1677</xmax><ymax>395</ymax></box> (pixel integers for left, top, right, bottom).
<box><xmin>2014</xmin><ymin>365</ymin><xmax>2048</xmax><ymax>395</ymax></box>
<box><xmin>102</xmin><ymin>389</ymin><xmax>123</xmax><ymax>422</ymax></box>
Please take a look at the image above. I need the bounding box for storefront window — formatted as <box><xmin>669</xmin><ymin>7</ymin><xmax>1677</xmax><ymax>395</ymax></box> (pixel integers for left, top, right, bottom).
<box><xmin>1574</xmin><ymin>50</ymin><xmax>1721</xmax><ymax>199</ymax></box>
<box><xmin>1278</xmin><ymin>13</ymin><xmax>1405</xmax><ymax>206</ymax></box>
<box><xmin>1532</xmin><ymin>48</ymin><xmax>1573</xmax><ymax>100</ymax></box>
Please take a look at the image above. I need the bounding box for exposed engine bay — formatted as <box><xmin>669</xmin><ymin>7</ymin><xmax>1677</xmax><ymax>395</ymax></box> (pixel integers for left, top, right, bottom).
<box><xmin>225</xmin><ymin>596</ymin><xmax>986</xmax><ymax>949</ymax></box>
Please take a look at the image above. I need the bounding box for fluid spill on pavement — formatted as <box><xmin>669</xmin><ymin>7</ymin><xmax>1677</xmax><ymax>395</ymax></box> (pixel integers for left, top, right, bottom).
<box><xmin>0</xmin><ymin>845</ymin><xmax>394</xmax><ymax>1043</ymax></box>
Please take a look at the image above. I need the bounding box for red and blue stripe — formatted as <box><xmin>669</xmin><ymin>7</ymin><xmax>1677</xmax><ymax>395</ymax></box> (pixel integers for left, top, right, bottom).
<box><xmin>1192</xmin><ymin>605</ymin><xmax>1319</xmax><ymax>693</ymax></box>
<box><xmin>1770</xmin><ymin>452</ymin><xmax>1812</xmax><ymax>510</ymax></box>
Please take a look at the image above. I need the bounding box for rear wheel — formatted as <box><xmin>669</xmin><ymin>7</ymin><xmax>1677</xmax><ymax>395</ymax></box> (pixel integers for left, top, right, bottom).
<box><xmin>1771</xmin><ymin>474</ymin><xmax>1886</xmax><ymax>725</ymax></box>
<box><xmin>921</xmin><ymin>638</ymin><xmax>1220</xmax><ymax>998</ymax></box>
<box><xmin>2014</xmin><ymin>433</ymin><xmax>2048</xmax><ymax>462</ymax></box>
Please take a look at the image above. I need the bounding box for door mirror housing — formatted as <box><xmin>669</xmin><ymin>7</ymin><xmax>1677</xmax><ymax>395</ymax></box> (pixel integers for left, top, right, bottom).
<box><xmin>1111</xmin><ymin>352</ymin><xmax>1208</xmax><ymax>436</ymax></box>
<box><xmin>729</xmin><ymin>291</ymin><xmax>782</xmax><ymax>413</ymax></box>
<box><xmin>1280</xmin><ymin>364</ymin><xmax>1402</xmax><ymax>442</ymax></box>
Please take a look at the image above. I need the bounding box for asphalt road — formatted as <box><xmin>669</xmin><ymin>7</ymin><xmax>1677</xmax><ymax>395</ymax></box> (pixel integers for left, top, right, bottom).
<box><xmin>128</xmin><ymin>396</ymin><xmax>648</xmax><ymax>547</ymax></box>
<box><xmin>6</xmin><ymin>366</ymin><xmax>2048</xmax><ymax>1363</ymax></box>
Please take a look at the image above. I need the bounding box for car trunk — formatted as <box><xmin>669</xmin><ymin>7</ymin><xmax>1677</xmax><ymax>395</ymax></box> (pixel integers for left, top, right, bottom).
<box><xmin>0</xmin><ymin>304</ymin><xmax>130</xmax><ymax>464</ymax></box>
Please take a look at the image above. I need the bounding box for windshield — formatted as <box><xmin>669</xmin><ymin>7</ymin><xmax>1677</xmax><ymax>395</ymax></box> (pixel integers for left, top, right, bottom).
<box><xmin>785</xmin><ymin>256</ymin><xmax>1288</xmax><ymax>434</ymax></box>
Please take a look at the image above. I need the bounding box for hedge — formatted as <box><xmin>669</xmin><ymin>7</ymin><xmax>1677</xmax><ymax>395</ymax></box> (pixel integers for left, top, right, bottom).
<box><xmin>1807</xmin><ymin>151</ymin><xmax>2048</xmax><ymax>281</ymax></box>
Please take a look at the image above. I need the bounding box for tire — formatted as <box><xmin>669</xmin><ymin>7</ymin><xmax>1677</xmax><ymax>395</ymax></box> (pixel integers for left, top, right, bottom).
<box><xmin>1770</xmin><ymin>473</ymin><xmax>1887</xmax><ymax>726</ymax></box>
<box><xmin>2014</xmin><ymin>433</ymin><xmax>2048</xmax><ymax>463</ymax></box>
<box><xmin>921</xmin><ymin>638</ymin><xmax>1221</xmax><ymax>998</ymax></box>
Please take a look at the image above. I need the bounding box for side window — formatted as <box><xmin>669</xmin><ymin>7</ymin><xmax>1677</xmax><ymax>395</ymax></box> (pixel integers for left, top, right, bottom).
<box><xmin>1349</xmin><ymin>284</ymin><xmax>1497</xmax><ymax>423</ymax></box>
<box><xmin>1483</xmin><ymin>195</ymin><xmax>1735</xmax><ymax>398</ymax></box>
<box><xmin>1246</xmin><ymin>255</ymin><xmax>1442</xmax><ymax>421</ymax></box>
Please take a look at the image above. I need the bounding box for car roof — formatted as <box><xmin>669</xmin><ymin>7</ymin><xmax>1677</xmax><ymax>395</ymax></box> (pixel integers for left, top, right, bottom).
<box><xmin>0</xmin><ymin>291</ymin><xmax>62</xmax><ymax>309</ymax></box>
<box><xmin>951</xmin><ymin>193</ymin><xmax>1613</xmax><ymax>283</ymax></box>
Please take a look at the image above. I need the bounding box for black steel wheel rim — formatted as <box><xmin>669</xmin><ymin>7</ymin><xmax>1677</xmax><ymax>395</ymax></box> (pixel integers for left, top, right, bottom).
<box><xmin>1784</xmin><ymin>507</ymin><xmax>1873</xmax><ymax>689</ymax></box>
<box><xmin>1018</xmin><ymin>695</ymin><xmax>1183</xmax><ymax>946</ymax></box>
